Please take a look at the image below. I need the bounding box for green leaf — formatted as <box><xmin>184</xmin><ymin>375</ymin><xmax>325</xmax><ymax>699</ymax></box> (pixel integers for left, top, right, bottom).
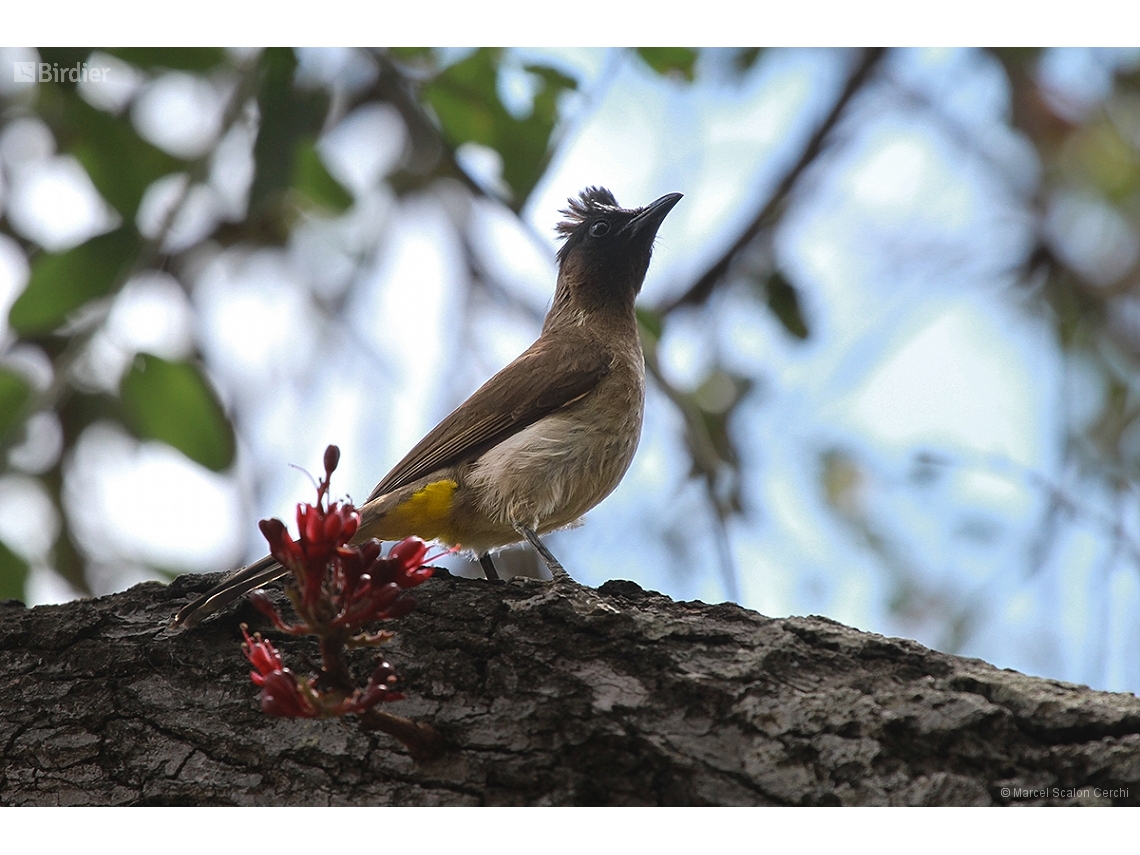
<box><xmin>58</xmin><ymin>93</ymin><xmax>185</xmax><ymax>217</ymax></box>
<box><xmin>636</xmin><ymin>48</ymin><xmax>698</xmax><ymax>81</ymax></box>
<box><xmin>423</xmin><ymin>48</ymin><xmax>576</xmax><ymax>206</ymax></box>
<box><xmin>0</xmin><ymin>369</ymin><xmax>32</xmax><ymax>439</ymax></box>
<box><xmin>8</xmin><ymin>227</ymin><xmax>141</xmax><ymax>335</ymax></box>
<box><xmin>0</xmin><ymin>539</ymin><xmax>29</xmax><ymax>602</ymax></box>
<box><xmin>250</xmin><ymin>48</ymin><xmax>330</xmax><ymax>216</ymax></box>
<box><xmin>733</xmin><ymin>48</ymin><xmax>765</xmax><ymax>75</ymax></box>
<box><xmin>108</xmin><ymin>48</ymin><xmax>228</xmax><ymax>72</ymax></box>
<box><xmin>120</xmin><ymin>354</ymin><xmax>235</xmax><ymax>472</ymax></box>
<box><xmin>292</xmin><ymin>138</ymin><xmax>353</xmax><ymax>212</ymax></box>
<box><xmin>766</xmin><ymin>271</ymin><xmax>810</xmax><ymax>340</ymax></box>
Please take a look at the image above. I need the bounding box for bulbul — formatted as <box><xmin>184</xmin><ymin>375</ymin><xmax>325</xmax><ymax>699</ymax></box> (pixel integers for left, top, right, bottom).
<box><xmin>174</xmin><ymin>186</ymin><xmax>682</xmax><ymax>627</ymax></box>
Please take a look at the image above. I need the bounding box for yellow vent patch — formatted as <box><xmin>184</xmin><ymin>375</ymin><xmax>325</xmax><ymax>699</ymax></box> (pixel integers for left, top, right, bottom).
<box><xmin>374</xmin><ymin>479</ymin><xmax>458</xmax><ymax>542</ymax></box>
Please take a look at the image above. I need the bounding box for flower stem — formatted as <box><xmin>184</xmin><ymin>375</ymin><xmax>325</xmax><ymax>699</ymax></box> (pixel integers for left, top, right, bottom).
<box><xmin>359</xmin><ymin>709</ymin><xmax>447</xmax><ymax>762</ymax></box>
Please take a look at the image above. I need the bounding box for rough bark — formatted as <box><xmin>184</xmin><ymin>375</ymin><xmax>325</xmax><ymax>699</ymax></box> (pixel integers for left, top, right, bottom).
<box><xmin>2</xmin><ymin>569</ymin><xmax>1139</xmax><ymax>806</ymax></box>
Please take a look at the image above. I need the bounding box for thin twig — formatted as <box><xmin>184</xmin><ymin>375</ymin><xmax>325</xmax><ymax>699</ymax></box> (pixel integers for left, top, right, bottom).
<box><xmin>659</xmin><ymin>47</ymin><xmax>887</xmax><ymax>314</ymax></box>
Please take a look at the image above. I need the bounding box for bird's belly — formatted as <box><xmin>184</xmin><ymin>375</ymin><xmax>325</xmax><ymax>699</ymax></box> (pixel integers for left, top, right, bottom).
<box><xmin>465</xmin><ymin>407</ymin><xmax>642</xmax><ymax>535</ymax></box>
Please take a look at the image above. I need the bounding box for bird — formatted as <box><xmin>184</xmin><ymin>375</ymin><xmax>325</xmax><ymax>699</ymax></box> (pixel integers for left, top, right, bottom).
<box><xmin>174</xmin><ymin>186</ymin><xmax>682</xmax><ymax>627</ymax></box>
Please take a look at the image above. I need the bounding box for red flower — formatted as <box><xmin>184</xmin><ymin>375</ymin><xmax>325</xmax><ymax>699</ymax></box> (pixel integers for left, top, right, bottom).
<box><xmin>241</xmin><ymin>625</ymin><xmax>316</xmax><ymax>717</ymax></box>
<box><xmin>238</xmin><ymin>446</ymin><xmax>436</xmax><ymax>723</ymax></box>
<box><xmin>242</xmin><ymin>624</ymin><xmax>283</xmax><ymax>684</ymax></box>
<box><xmin>350</xmin><ymin>659</ymin><xmax>405</xmax><ymax>710</ymax></box>
<box><xmin>258</xmin><ymin>670</ymin><xmax>316</xmax><ymax>718</ymax></box>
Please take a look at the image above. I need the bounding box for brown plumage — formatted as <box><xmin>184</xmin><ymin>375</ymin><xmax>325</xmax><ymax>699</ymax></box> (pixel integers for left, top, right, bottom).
<box><xmin>174</xmin><ymin>187</ymin><xmax>682</xmax><ymax>627</ymax></box>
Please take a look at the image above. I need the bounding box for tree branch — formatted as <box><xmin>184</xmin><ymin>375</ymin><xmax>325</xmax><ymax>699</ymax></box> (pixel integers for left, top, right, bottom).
<box><xmin>660</xmin><ymin>47</ymin><xmax>887</xmax><ymax>314</ymax></box>
<box><xmin>3</xmin><ymin>569</ymin><xmax>1138</xmax><ymax>805</ymax></box>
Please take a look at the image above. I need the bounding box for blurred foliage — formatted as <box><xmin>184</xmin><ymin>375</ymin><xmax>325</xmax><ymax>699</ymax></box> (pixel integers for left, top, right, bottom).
<box><xmin>48</xmin><ymin>91</ymin><xmax>184</xmax><ymax>219</ymax></box>
<box><xmin>10</xmin><ymin>227</ymin><xmax>141</xmax><ymax>334</ymax></box>
<box><xmin>291</xmin><ymin>138</ymin><xmax>354</xmax><ymax>212</ymax></box>
<box><xmin>995</xmin><ymin>52</ymin><xmax>1140</xmax><ymax>487</ymax></box>
<box><xmin>636</xmin><ymin>48</ymin><xmax>698</xmax><ymax>81</ymax></box>
<box><xmin>249</xmin><ymin>48</ymin><xmax>345</xmax><ymax>219</ymax></box>
<box><xmin>732</xmin><ymin>48</ymin><xmax>766</xmax><ymax>75</ymax></box>
<box><xmin>418</xmin><ymin>47</ymin><xmax>576</xmax><ymax>204</ymax></box>
<box><xmin>0</xmin><ymin>46</ymin><xmax>591</xmax><ymax>599</ymax></box>
<box><xmin>0</xmin><ymin>539</ymin><xmax>28</xmax><ymax>601</ymax></box>
<box><xmin>0</xmin><ymin>369</ymin><xmax>31</xmax><ymax>437</ymax></box>
<box><xmin>763</xmin><ymin>271</ymin><xmax>809</xmax><ymax>341</ymax></box>
<box><xmin>105</xmin><ymin>48</ymin><xmax>228</xmax><ymax>72</ymax></box>
<box><xmin>1</xmin><ymin>44</ymin><xmax>1139</xmax><ymax>655</ymax></box>
<box><xmin>119</xmin><ymin>354</ymin><xmax>235</xmax><ymax>472</ymax></box>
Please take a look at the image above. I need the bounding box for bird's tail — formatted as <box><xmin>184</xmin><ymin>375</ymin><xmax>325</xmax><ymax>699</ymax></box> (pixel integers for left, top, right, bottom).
<box><xmin>172</xmin><ymin>554</ymin><xmax>288</xmax><ymax>628</ymax></box>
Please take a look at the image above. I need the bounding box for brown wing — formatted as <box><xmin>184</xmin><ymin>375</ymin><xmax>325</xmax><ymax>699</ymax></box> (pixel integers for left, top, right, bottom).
<box><xmin>367</xmin><ymin>336</ymin><xmax>611</xmax><ymax>501</ymax></box>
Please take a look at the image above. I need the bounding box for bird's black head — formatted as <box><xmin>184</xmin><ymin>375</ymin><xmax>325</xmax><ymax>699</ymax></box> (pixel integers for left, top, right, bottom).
<box><xmin>551</xmin><ymin>186</ymin><xmax>682</xmax><ymax>319</ymax></box>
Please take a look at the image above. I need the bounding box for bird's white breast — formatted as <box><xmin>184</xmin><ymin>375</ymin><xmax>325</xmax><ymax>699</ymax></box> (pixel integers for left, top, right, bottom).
<box><xmin>467</xmin><ymin>384</ymin><xmax>644</xmax><ymax>533</ymax></box>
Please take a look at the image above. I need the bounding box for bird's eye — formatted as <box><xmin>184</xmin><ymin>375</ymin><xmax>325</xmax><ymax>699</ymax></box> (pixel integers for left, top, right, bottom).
<box><xmin>589</xmin><ymin>220</ymin><xmax>610</xmax><ymax>238</ymax></box>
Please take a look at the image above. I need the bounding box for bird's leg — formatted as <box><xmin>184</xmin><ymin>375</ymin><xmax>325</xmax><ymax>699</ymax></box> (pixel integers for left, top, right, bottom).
<box><xmin>515</xmin><ymin>525</ymin><xmax>572</xmax><ymax>583</ymax></box>
<box><xmin>478</xmin><ymin>553</ymin><xmax>501</xmax><ymax>581</ymax></box>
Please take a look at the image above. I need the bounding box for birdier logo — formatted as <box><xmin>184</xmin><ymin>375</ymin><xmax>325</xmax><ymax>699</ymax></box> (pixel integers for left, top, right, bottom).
<box><xmin>13</xmin><ymin>61</ymin><xmax>110</xmax><ymax>84</ymax></box>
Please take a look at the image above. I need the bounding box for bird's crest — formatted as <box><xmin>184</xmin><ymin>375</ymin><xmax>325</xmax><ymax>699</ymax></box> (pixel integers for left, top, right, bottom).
<box><xmin>555</xmin><ymin>186</ymin><xmax>621</xmax><ymax>238</ymax></box>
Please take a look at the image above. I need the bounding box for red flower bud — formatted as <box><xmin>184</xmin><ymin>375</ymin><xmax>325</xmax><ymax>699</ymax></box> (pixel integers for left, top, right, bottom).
<box><xmin>355</xmin><ymin>573</ymin><xmax>373</xmax><ymax>593</ymax></box>
<box><xmin>249</xmin><ymin>589</ymin><xmax>279</xmax><ymax>620</ymax></box>
<box><xmin>302</xmin><ymin>562</ymin><xmax>324</xmax><ymax>610</ymax></box>
<box><xmin>259</xmin><ymin>669</ymin><xmax>315</xmax><ymax>717</ymax></box>
<box><xmin>248</xmin><ymin>590</ymin><xmax>301</xmax><ymax>633</ymax></box>
<box><xmin>366</xmin><ymin>581</ymin><xmax>402</xmax><ymax>612</ymax></box>
<box><xmin>322</xmin><ymin>510</ymin><xmax>342</xmax><ymax>541</ymax></box>
<box><xmin>242</xmin><ymin>626</ymin><xmax>284</xmax><ymax>681</ymax></box>
<box><xmin>370</xmin><ymin>658</ymin><xmax>398</xmax><ymax>686</ymax></box>
<box><xmin>239</xmin><ymin>449</ymin><xmax>425</xmax><ymax>729</ymax></box>
<box><xmin>342</xmin><ymin>510</ymin><xmax>360</xmax><ymax>540</ymax></box>
<box><xmin>337</xmin><ymin>546</ymin><xmax>364</xmax><ymax>595</ymax></box>
<box><xmin>343</xmin><ymin>658</ymin><xmax>402</xmax><ymax>710</ymax></box>
<box><xmin>398</xmin><ymin>565</ymin><xmax>435</xmax><ymax>589</ymax></box>
<box><xmin>359</xmin><ymin>539</ymin><xmax>382</xmax><ymax>566</ymax></box>
<box><xmin>335</xmin><ymin>579</ymin><xmax>403</xmax><ymax>629</ymax></box>
<box><xmin>367</xmin><ymin>557</ymin><xmax>396</xmax><ymax>586</ymax></box>
<box><xmin>323</xmin><ymin>445</ymin><xmax>340</xmax><ymax>477</ymax></box>
<box><xmin>389</xmin><ymin>537</ymin><xmax>428</xmax><ymax>569</ymax></box>
<box><xmin>303</xmin><ymin>504</ymin><xmax>323</xmax><ymax>544</ymax></box>
<box><xmin>259</xmin><ymin>518</ymin><xmax>297</xmax><ymax>564</ymax></box>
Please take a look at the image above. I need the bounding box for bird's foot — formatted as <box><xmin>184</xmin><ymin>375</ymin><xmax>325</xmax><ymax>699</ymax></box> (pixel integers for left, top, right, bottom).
<box><xmin>478</xmin><ymin>553</ymin><xmax>502</xmax><ymax>581</ymax></box>
<box><xmin>516</xmin><ymin>525</ymin><xmax>574</xmax><ymax>584</ymax></box>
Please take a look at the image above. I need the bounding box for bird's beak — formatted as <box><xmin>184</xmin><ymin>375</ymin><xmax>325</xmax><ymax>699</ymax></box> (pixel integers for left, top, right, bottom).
<box><xmin>623</xmin><ymin>192</ymin><xmax>683</xmax><ymax>240</ymax></box>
